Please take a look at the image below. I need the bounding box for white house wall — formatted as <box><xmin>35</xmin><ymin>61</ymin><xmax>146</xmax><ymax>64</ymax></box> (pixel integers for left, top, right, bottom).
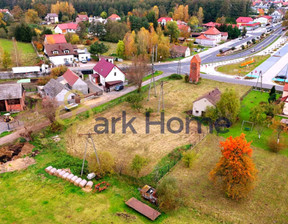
<box><xmin>54</xmin><ymin>26</ymin><xmax>63</xmax><ymax>34</ymax></box>
<box><xmin>105</xmin><ymin>67</ymin><xmax>125</xmax><ymax>84</ymax></box>
<box><xmin>192</xmin><ymin>98</ymin><xmax>215</xmax><ymax>117</ymax></box>
<box><xmin>49</xmin><ymin>55</ymin><xmax>74</xmax><ymax>66</ymax></box>
<box><xmin>55</xmin><ymin>89</ymin><xmax>75</xmax><ymax>103</ymax></box>
<box><xmin>73</xmin><ymin>79</ymin><xmax>88</xmax><ymax>95</ymax></box>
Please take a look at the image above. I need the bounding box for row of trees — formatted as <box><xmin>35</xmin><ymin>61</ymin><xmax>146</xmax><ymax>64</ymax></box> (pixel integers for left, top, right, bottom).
<box><xmin>1</xmin><ymin>0</ymin><xmax>251</xmax><ymax>23</ymax></box>
<box><xmin>117</xmin><ymin>26</ymin><xmax>171</xmax><ymax>61</ymax></box>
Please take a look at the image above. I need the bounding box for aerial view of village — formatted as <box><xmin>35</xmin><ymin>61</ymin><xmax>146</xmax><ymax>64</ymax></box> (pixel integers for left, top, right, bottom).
<box><xmin>0</xmin><ymin>0</ymin><xmax>288</xmax><ymax>223</ymax></box>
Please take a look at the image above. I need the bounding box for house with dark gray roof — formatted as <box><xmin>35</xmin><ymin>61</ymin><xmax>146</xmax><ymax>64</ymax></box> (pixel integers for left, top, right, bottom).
<box><xmin>192</xmin><ymin>88</ymin><xmax>221</xmax><ymax>117</ymax></box>
<box><xmin>0</xmin><ymin>83</ymin><xmax>25</xmax><ymax>112</ymax></box>
<box><xmin>41</xmin><ymin>79</ymin><xmax>75</xmax><ymax>104</ymax></box>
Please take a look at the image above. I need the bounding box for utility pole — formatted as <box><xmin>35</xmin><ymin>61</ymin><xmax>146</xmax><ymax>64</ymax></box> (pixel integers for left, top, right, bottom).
<box><xmin>147</xmin><ymin>46</ymin><xmax>157</xmax><ymax>101</ymax></box>
<box><xmin>79</xmin><ymin>133</ymin><xmax>100</xmax><ymax>176</ymax></box>
<box><xmin>157</xmin><ymin>81</ymin><xmax>164</xmax><ymax>113</ymax></box>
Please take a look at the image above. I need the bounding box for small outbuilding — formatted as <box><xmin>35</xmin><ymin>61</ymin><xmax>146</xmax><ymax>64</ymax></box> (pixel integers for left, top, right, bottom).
<box><xmin>125</xmin><ymin>197</ymin><xmax>161</xmax><ymax>221</ymax></box>
<box><xmin>0</xmin><ymin>83</ymin><xmax>25</xmax><ymax>112</ymax></box>
<box><xmin>192</xmin><ymin>88</ymin><xmax>221</xmax><ymax>117</ymax></box>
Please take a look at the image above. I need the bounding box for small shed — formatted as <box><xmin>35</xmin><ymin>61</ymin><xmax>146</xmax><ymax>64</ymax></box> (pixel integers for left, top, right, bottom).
<box><xmin>125</xmin><ymin>197</ymin><xmax>161</xmax><ymax>221</ymax></box>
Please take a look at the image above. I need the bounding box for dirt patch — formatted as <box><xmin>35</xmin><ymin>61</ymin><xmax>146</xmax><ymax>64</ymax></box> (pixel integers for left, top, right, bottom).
<box><xmin>0</xmin><ymin>157</ymin><xmax>36</xmax><ymax>173</ymax></box>
<box><xmin>116</xmin><ymin>212</ymin><xmax>136</xmax><ymax>221</ymax></box>
<box><xmin>0</xmin><ymin>142</ymin><xmax>35</xmax><ymax>163</ymax></box>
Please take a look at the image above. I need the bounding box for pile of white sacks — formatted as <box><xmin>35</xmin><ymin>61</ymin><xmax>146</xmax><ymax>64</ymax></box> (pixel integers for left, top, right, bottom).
<box><xmin>45</xmin><ymin>166</ymin><xmax>93</xmax><ymax>189</ymax></box>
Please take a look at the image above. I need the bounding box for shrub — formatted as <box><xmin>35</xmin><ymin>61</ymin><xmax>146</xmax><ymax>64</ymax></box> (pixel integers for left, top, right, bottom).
<box><xmin>88</xmin><ymin>151</ymin><xmax>115</xmax><ymax>177</ymax></box>
<box><xmin>241</xmin><ymin>45</ymin><xmax>245</xmax><ymax>50</ymax></box>
<box><xmin>168</xmin><ymin>74</ymin><xmax>183</xmax><ymax>80</ymax></box>
<box><xmin>126</xmin><ymin>93</ymin><xmax>144</xmax><ymax>112</ymax></box>
<box><xmin>131</xmin><ymin>154</ymin><xmax>149</xmax><ymax>177</ymax></box>
<box><xmin>50</xmin><ymin>65</ymin><xmax>68</xmax><ymax>78</ymax></box>
<box><xmin>268</xmin><ymin>136</ymin><xmax>285</xmax><ymax>153</ymax></box>
<box><xmin>219</xmin><ymin>49</ymin><xmax>223</xmax><ymax>54</ymax></box>
<box><xmin>157</xmin><ymin>176</ymin><xmax>180</xmax><ymax>211</ymax></box>
<box><xmin>231</xmin><ymin>46</ymin><xmax>236</xmax><ymax>51</ymax></box>
<box><xmin>145</xmin><ymin>107</ymin><xmax>154</xmax><ymax>114</ymax></box>
<box><xmin>182</xmin><ymin>150</ymin><xmax>197</xmax><ymax>168</ymax></box>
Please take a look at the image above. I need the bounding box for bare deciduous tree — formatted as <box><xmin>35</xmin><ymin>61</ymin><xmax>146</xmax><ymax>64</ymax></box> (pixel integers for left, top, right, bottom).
<box><xmin>126</xmin><ymin>56</ymin><xmax>150</xmax><ymax>93</ymax></box>
<box><xmin>41</xmin><ymin>97</ymin><xmax>59</xmax><ymax>124</ymax></box>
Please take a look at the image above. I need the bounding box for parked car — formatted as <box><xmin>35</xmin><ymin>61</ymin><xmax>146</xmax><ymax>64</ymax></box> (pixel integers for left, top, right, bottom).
<box><xmin>81</xmin><ymin>59</ymin><xmax>87</xmax><ymax>64</ymax></box>
<box><xmin>64</xmin><ymin>61</ymin><xmax>70</xmax><ymax>66</ymax></box>
<box><xmin>115</xmin><ymin>84</ymin><xmax>124</xmax><ymax>91</ymax></box>
<box><xmin>251</xmin><ymin>48</ymin><xmax>255</xmax><ymax>53</ymax></box>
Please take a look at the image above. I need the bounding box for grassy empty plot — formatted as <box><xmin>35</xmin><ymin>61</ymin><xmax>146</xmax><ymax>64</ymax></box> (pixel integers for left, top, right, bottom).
<box><xmin>216</xmin><ymin>55</ymin><xmax>270</xmax><ymax>76</ymax></box>
<box><xmin>101</xmin><ymin>41</ymin><xmax>117</xmax><ymax>56</ymax></box>
<box><xmin>0</xmin><ymin>38</ymin><xmax>38</xmax><ymax>69</ymax></box>
<box><xmin>0</xmin><ymin>135</ymin><xmax>221</xmax><ymax>224</ymax></box>
<box><xmin>64</xmin><ymin>79</ymin><xmax>250</xmax><ymax>177</ymax></box>
<box><xmin>219</xmin><ymin>90</ymin><xmax>288</xmax><ymax>155</ymax></box>
<box><xmin>169</xmin><ymin>134</ymin><xmax>288</xmax><ymax>224</ymax></box>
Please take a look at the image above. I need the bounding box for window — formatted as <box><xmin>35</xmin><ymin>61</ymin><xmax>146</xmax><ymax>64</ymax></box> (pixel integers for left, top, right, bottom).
<box><xmin>53</xmin><ymin>50</ymin><xmax>59</xmax><ymax>55</ymax></box>
<box><xmin>64</xmin><ymin>50</ymin><xmax>70</xmax><ymax>54</ymax></box>
<box><xmin>7</xmin><ymin>99</ymin><xmax>20</xmax><ymax>105</ymax></box>
<box><xmin>196</xmin><ymin>110</ymin><xmax>199</xmax><ymax>113</ymax></box>
<box><xmin>114</xmin><ymin>72</ymin><xmax>116</xmax><ymax>76</ymax></box>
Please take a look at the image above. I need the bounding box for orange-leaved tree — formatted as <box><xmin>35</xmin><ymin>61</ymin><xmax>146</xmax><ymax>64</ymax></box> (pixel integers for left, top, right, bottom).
<box><xmin>209</xmin><ymin>134</ymin><xmax>258</xmax><ymax>200</ymax></box>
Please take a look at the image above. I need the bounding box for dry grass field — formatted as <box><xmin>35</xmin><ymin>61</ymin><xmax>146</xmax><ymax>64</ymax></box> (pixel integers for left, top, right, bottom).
<box><xmin>169</xmin><ymin>134</ymin><xmax>288</xmax><ymax>224</ymax></box>
<box><xmin>64</xmin><ymin>79</ymin><xmax>250</xmax><ymax>176</ymax></box>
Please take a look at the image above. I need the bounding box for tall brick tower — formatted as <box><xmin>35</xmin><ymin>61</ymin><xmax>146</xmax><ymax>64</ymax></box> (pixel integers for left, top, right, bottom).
<box><xmin>189</xmin><ymin>55</ymin><xmax>201</xmax><ymax>83</ymax></box>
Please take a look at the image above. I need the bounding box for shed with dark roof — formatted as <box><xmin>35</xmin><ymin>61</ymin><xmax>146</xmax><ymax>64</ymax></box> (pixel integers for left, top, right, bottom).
<box><xmin>192</xmin><ymin>88</ymin><xmax>221</xmax><ymax>117</ymax></box>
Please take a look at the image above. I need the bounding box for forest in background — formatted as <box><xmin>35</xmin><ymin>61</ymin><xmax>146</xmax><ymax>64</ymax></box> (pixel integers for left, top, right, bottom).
<box><xmin>0</xmin><ymin>0</ymin><xmax>251</xmax><ymax>23</ymax></box>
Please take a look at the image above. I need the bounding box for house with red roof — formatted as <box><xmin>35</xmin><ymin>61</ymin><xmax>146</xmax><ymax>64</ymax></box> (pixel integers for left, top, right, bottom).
<box><xmin>178</xmin><ymin>24</ymin><xmax>191</xmax><ymax>34</ymax></box>
<box><xmin>195</xmin><ymin>34</ymin><xmax>217</xmax><ymax>47</ymax></box>
<box><xmin>203</xmin><ymin>22</ymin><xmax>221</xmax><ymax>28</ymax></box>
<box><xmin>203</xmin><ymin>27</ymin><xmax>221</xmax><ymax>42</ymax></box>
<box><xmin>57</xmin><ymin>69</ymin><xmax>88</xmax><ymax>94</ymax></box>
<box><xmin>239</xmin><ymin>22</ymin><xmax>261</xmax><ymax>31</ymax></box>
<box><xmin>195</xmin><ymin>27</ymin><xmax>222</xmax><ymax>46</ymax></box>
<box><xmin>107</xmin><ymin>14</ymin><xmax>121</xmax><ymax>21</ymax></box>
<box><xmin>92</xmin><ymin>59</ymin><xmax>126</xmax><ymax>90</ymax></box>
<box><xmin>254</xmin><ymin>17</ymin><xmax>269</xmax><ymax>27</ymax></box>
<box><xmin>236</xmin><ymin>17</ymin><xmax>253</xmax><ymax>26</ymax></box>
<box><xmin>54</xmin><ymin>23</ymin><xmax>79</xmax><ymax>34</ymax></box>
<box><xmin>157</xmin><ymin>17</ymin><xmax>173</xmax><ymax>26</ymax></box>
<box><xmin>76</xmin><ymin>14</ymin><xmax>89</xmax><ymax>24</ymax></box>
<box><xmin>44</xmin><ymin>34</ymin><xmax>67</xmax><ymax>45</ymax></box>
<box><xmin>0</xmin><ymin>9</ymin><xmax>12</xmax><ymax>16</ymax></box>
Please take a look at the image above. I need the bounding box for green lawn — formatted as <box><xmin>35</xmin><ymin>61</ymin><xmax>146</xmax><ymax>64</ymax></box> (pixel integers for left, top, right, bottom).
<box><xmin>216</xmin><ymin>55</ymin><xmax>270</xmax><ymax>76</ymax></box>
<box><xmin>0</xmin><ymin>38</ymin><xmax>39</xmax><ymax>69</ymax></box>
<box><xmin>0</xmin><ymin>134</ymin><xmax>220</xmax><ymax>224</ymax></box>
<box><xmin>219</xmin><ymin>90</ymin><xmax>288</xmax><ymax>156</ymax></box>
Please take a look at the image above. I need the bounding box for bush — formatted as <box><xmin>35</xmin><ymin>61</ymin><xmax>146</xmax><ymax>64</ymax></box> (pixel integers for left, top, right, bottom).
<box><xmin>219</xmin><ymin>49</ymin><xmax>223</xmax><ymax>54</ymax></box>
<box><xmin>241</xmin><ymin>45</ymin><xmax>245</xmax><ymax>50</ymax></box>
<box><xmin>88</xmin><ymin>151</ymin><xmax>115</xmax><ymax>177</ymax></box>
<box><xmin>168</xmin><ymin>74</ymin><xmax>183</xmax><ymax>80</ymax></box>
<box><xmin>126</xmin><ymin>93</ymin><xmax>144</xmax><ymax>112</ymax></box>
<box><xmin>131</xmin><ymin>154</ymin><xmax>149</xmax><ymax>177</ymax></box>
<box><xmin>182</xmin><ymin>150</ymin><xmax>197</xmax><ymax>168</ymax></box>
<box><xmin>145</xmin><ymin>107</ymin><xmax>154</xmax><ymax>114</ymax></box>
<box><xmin>157</xmin><ymin>176</ymin><xmax>180</xmax><ymax>211</ymax></box>
<box><xmin>268</xmin><ymin>137</ymin><xmax>285</xmax><ymax>153</ymax></box>
<box><xmin>50</xmin><ymin>65</ymin><xmax>68</xmax><ymax>78</ymax></box>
